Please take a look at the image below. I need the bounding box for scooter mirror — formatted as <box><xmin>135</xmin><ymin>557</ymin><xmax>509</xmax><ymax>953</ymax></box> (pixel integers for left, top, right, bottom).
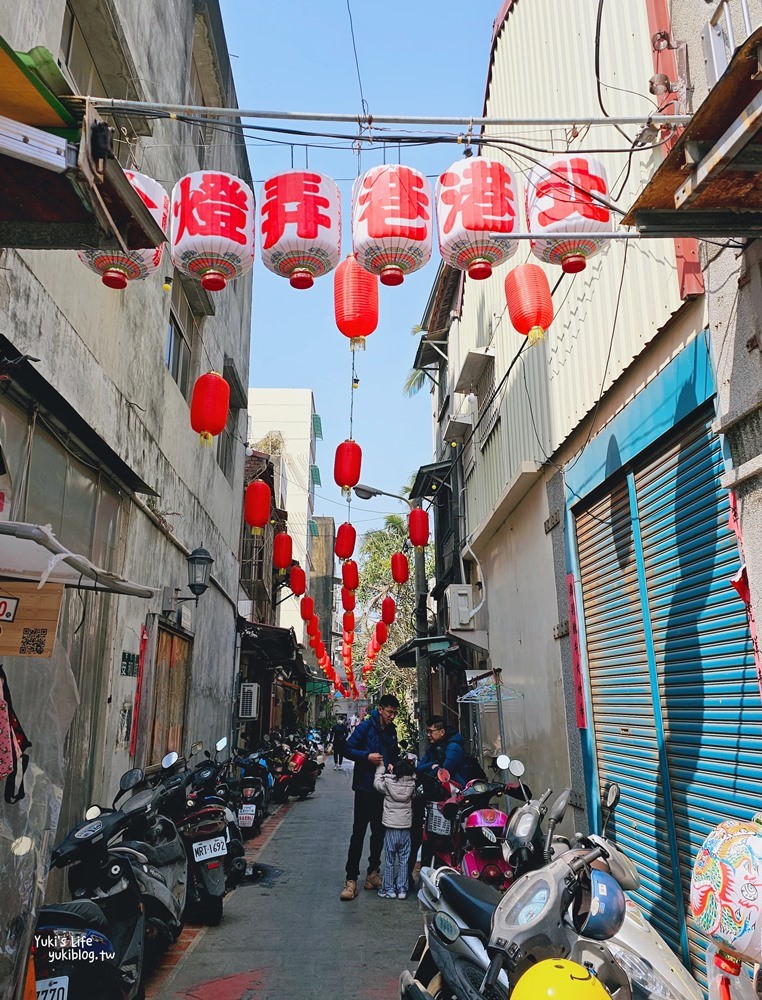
<box><xmin>496</xmin><ymin>754</ymin><xmax>511</xmax><ymax>771</ymax></box>
<box><xmin>606</xmin><ymin>782</ymin><xmax>620</xmax><ymax>810</ymax></box>
<box><xmin>190</xmin><ymin>741</ymin><xmax>204</xmax><ymax>754</ymax></box>
<box><xmin>549</xmin><ymin>788</ymin><xmax>571</xmax><ymax>825</ymax></box>
<box><xmin>215</xmin><ymin>737</ymin><xmax>228</xmax><ymax>752</ymax></box>
<box><xmin>437</xmin><ymin>768</ymin><xmax>450</xmax><ymax>784</ymax></box>
<box><xmin>119</xmin><ymin>767</ymin><xmax>144</xmax><ymax>792</ymax></box>
<box><xmin>508</xmin><ymin>759</ymin><xmax>526</xmax><ymax>778</ymax></box>
<box><xmin>161</xmin><ymin>751</ymin><xmax>179</xmax><ymax>769</ymax></box>
<box><xmin>85</xmin><ymin>805</ymin><xmax>102</xmax><ymax>820</ymax></box>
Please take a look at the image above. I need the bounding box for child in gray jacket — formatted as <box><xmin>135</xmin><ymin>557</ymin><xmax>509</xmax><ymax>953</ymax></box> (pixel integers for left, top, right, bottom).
<box><xmin>373</xmin><ymin>759</ymin><xmax>417</xmax><ymax>899</ymax></box>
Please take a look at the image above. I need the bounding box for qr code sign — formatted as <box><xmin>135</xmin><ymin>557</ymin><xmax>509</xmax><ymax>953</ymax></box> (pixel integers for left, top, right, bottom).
<box><xmin>19</xmin><ymin>627</ymin><xmax>48</xmax><ymax>655</ymax></box>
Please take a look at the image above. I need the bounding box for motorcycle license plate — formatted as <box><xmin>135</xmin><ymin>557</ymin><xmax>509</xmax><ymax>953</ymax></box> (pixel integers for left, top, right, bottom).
<box><xmin>238</xmin><ymin>805</ymin><xmax>256</xmax><ymax>827</ymax></box>
<box><xmin>193</xmin><ymin>836</ymin><xmax>227</xmax><ymax>862</ymax></box>
<box><xmin>37</xmin><ymin>979</ymin><xmax>69</xmax><ymax>1000</ymax></box>
<box><xmin>240</xmin><ymin>804</ymin><xmax>257</xmax><ymax>814</ymax></box>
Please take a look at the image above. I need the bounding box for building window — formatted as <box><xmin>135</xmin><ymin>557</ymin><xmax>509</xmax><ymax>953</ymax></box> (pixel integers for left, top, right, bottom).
<box><xmin>309</xmin><ymin>464</ymin><xmax>322</xmax><ymax>487</ymax></box>
<box><xmin>216</xmin><ymin>406</ymin><xmax>238</xmax><ymax>484</ymax></box>
<box><xmin>165</xmin><ymin>275</ymin><xmax>200</xmax><ymax>400</ymax></box>
<box><xmin>312</xmin><ymin>413</ymin><xmax>323</xmax><ymax>440</ymax></box>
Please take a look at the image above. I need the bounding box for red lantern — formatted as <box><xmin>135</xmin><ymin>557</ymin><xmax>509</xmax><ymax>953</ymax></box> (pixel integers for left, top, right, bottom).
<box><xmin>190</xmin><ymin>371</ymin><xmax>230</xmax><ymax>447</ymax></box>
<box><xmin>273</xmin><ymin>531</ymin><xmax>293</xmax><ymax>572</ymax></box>
<box><xmin>308</xmin><ymin>635</ymin><xmax>318</xmax><ymax>649</ymax></box>
<box><xmin>343</xmin><ymin>611</ymin><xmax>355</xmax><ymax>633</ymax></box>
<box><xmin>334</xmin><ymin>440</ymin><xmax>362</xmax><ymax>496</ymax></box>
<box><xmin>343</xmin><ymin>632</ymin><xmax>355</xmax><ymax>645</ymax></box>
<box><xmin>335</xmin><ymin>522</ymin><xmax>357</xmax><ymax>561</ymax></box>
<box><xmin>391</xmin><ymin>552</ymin><xmax>409</xmax><ymax>585</ymax></box>
<box><xmin>375</xmin><ymin>621</ymin><xmax>388</xmax><ymax>645</ymax></box>
<box><xmin>300</xmin><ymin>595</ymin><xmax>315</xmax><ymax>621</ymax></box>
<box><xmin>306</xmin><ymin>614</ymin><xmax>319</xmax><ymax>637</ymax></box>
<box><xmin>245</xmin><ymin>480</ymin><xmax>271</xmax><ymax>534</ymax></box>
<box><xmin>334</xmin><ymin>255</ymin><xmax>379</xmax><ymax>350</ymax></box>
<box><xmin>341</xmin><ymin>587</ymin><xmax>356</xmax><ymax>613</ymax></box>
<box><xmin>289</xmin><ymin>565</ymin><xmax>306</xmax><ymax>596</ymax></box>
<box><xmin>504</xmin><ymin>264</ymin><xmax>554</xmax><ymax>347</ymax></box>
<box><xmin>316</xmin><ymin>641</ymin><xmax>326</xmax><ymax>659</ymax></box>
<box><xmin>342</xmin><ymin>559</ymin><xmax>359</xmax><ymax>592</ymax></box>
<box><xmin>381</xmin><ymin>596</ymin><xmax>396</xmax><ymax>626</ymax></box>
<box><xmin>408</xmin><ymin>508</ymin><xmax>429</xmax><ymax>550</ymax></box>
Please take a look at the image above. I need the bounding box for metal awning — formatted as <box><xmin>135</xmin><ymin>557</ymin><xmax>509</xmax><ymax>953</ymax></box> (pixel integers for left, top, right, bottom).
<box><xmin>458</xmin><ymin>682</ymin><xmax>523</xmax><ymax>705</ymax></box>
<box><xmin>443</xmin><ymin>413</ymin><xmax>472</xmax><ymax>445</ymax></box>
<box><xmin>454</xmin><ymin>348</ymin><xmax>494</xmax><ymax>394</ymax></box>
<box><xmin>409</xmin><ymin>461</ymin><xmax>452</xmax><ymax>501</ymax></box>
<box><xmin>0</xmin><ymin>521</ymin><xmax>158</xmax><ymax>597</ymax></box>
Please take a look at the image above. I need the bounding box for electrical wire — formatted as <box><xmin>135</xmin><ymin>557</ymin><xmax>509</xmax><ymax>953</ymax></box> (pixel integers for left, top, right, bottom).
<box><xmin>345</xmin><ymin>0</ymin><xmax>369</xmax><ymax>119</ymax></box>
<box><xmin>594</xmin><ymin>0</ymin><xmax>635</xmax><ymax>145</ymax></box>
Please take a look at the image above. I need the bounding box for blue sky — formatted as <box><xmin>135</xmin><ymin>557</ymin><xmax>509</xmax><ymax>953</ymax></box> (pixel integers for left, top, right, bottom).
<box><xmin>218</xmin><ymin>1</ymin><xmax>499</xmax><ymax>528</ymax></box>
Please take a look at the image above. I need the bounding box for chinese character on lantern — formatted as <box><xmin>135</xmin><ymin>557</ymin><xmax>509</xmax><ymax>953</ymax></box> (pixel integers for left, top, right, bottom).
<box><xmin>170</xmin><ymin>171</ymin><xmax>255</xmax><ymax>291</ymax></box>
<box><xmin>352</xmin><ymin>165</ymin><xmax>433</xmax><ymax>285</ymax></box>
<box><xmin>525</xmin><ymin>155</ymin><xmax>610</xmax><ymax>273</ymax></box>
<box><xmin>437</xmin><ymin>157</ymin><xmax>519</xmax><ymax>279</ymax></box>
<box><xmin>260</xmin><ymin>170</ymin><xmax>341</xmax><ymax>289</ymax></box>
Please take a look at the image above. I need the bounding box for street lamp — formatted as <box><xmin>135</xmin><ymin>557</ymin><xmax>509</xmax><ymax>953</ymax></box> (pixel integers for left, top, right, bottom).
<box><xmin>352</xmin><ymin>483</ymin><xmax>430</xmax><ymax>751</ymax></box>
<box><xmin>177</xmin><ymin>546</ymin><xmax>214</xmax><ymax>604</ymax></box>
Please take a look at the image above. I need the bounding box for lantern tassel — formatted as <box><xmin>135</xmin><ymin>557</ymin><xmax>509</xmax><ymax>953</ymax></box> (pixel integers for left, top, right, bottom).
<box><xmin>251</xmin><ymin>526</ymin><xmax>263</xmax><ymax>537</ymax></box>
<box><xmin>350</xmin><ymin>337</ymin><xmax>366</xmax><ymax>352</ymax></box>
<box><xmin>528</xmin><ymin>325</ymin><xmax>546</xmax><ymax>347</ymax></box>
<box><xmin>198</xmin><ymin>431</ymin><xmax>214</xmax><ymax>447</ymax></box>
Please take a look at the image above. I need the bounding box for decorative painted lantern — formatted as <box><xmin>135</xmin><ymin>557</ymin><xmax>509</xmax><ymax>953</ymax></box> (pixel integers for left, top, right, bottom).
<box><xmin>335</xmin><ymin>522</ymin><xmax>357</xmax><ymax>561</ymax></box>
<box><xmin>289</xmin><ymin>565</ymin><xmax>306</xmax><ymax>597</ymax></box>
<box><xmin>260</xmin><ymin>170</ymin><xmax>341</xmax><ymax>289</ymax></box>
<box><xmin>505</xmin><ymin>264</ymin><xmax>554</xmax><ymax>346</ymax></box>
<box><xmin>170</xmin><ymin>170</ymin><xmax>255</xmax><ymax>291</ymax></box>
<box><xmin>375</xmin><ymin>621</ymin><xmax>388</xmax><ymax>645</ymax></box>
<box><xmin>78</xmin><ymin>171</ymin><xmax>169</xmax><ymax>288</ymax></box>
<box><xmin>381</xmin><ymin>596</ymin><xmax>396</xmax><ymax>626</ymax></box>
<box><xmin>437</xmin><ymin>157</ymin><xmax>518</xmax><ymax>279</ymax></box>
<box><xmin>352</xmin><ymin>164</ymin><xmax>433</xmax><ymax>286</ymax></box>
<box><xmin>391</xmin><ymin>552</ymin><xmax>409</xmax><ymax>585</ymax></box>
<box><xmin>190</xmin><ymin>371</ymin><xmax>230</xmax><ymax>446</ymax></box>
<box><xmin>273</xmin><ymin>531</ymin><xmax>293</xmax><ymax>572</ymax></box>
<box><xmin>341</xmin><ymin>587</ymin><xmax>356</xmax><ymax>613</ymax></box>
<box><xmin>334</xmin><ymin>255</ymin><xmax>379</xmax><ymax>350</ymax></box>
<box><xmin>408</xmin><ymin>508</ymin><xmax>430</xmax><ymax>550</ymax></box>
<box><xmin>300</xmin><ymin>595</ymin><xmax>314</xmax><ymax>621</ymax></box>
<box><xmin>342</xmin><ymin>559</ymin><xmax>359</xmax><ymax>592</ymax></box>
<box><xmin>343</xmin><ymin>611</ymin><xmax>355</xmax><ymax>633</ymax></box>
<box><xmin>525</xmin><ymin>155</ymin><xmax>610</xmax><ymax>273</ymax></box>
<box><xmin>334</xmin><ymin>440</ymin><xmax>362</xmax><ymax>496</ymax></box>
<box><xmin>244</xmin><ymin>480</ymin><xmax>271</xmax><ymax>534</ymax></box>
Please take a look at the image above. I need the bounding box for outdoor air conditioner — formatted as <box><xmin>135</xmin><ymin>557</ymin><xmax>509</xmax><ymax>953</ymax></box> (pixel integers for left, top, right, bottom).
<box><xmin>446</xmin><ymin>584</ymin><xmax>475</xmax><ymax>630</ymax></box>
<box><xmin>238</xmin><ymin>682</ymin><xmax>260</xmax><ymax>719</ymax></box>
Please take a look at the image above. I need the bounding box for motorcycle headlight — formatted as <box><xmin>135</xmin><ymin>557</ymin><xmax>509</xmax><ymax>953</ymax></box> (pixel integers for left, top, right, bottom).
<box><xmin>608</xmin><ymin>942</ymin><xmax>700</xmax><ymax>1000</ymax></box>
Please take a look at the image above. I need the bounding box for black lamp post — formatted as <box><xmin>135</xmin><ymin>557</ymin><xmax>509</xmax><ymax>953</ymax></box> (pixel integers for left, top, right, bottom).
<box><xmin>179</xmin><ymin>545</ymin><xmax>214</xmax><ymax>603</ymax></box>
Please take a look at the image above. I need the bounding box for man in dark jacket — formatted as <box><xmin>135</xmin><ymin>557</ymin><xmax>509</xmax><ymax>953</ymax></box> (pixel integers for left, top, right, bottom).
<box><xmin>329</xmin><ymin>718</ymin><xmax>349</xmax><ymax>769</ymax></box>
<box><xmin>339</xmin><ymin>694</ymin><xmax>400</xmax><ymax>900</ymax></box>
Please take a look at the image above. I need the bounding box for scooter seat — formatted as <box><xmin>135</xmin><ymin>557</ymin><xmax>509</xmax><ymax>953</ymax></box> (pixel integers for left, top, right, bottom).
<box><xmin>38</xmin><ymin>900</ymin><xmax>109</xmax><ymax>933</ymax></box>
<box><xmin>121</xmin><ymin>838</ymin><xmax>185</xmax><ymax>868</ymax></box>
<box><xmin>438</xmin><ymin>871</ymin><xmax>501</xmax><ymax>937</ymax></box>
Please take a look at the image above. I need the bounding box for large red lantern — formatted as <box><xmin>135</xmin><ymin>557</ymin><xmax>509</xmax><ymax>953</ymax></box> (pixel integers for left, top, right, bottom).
<box><xmin>343</xmin><ymin>611</ymin><xmax>355</xmax><ymax>633</ymax></box>
<box><xmin>375</xmin><ymin>621</ymin><xmax>388</xmax><ymax>645</ymax></box>
<box><xmin>342</xmin><ymin>559</ymin><xmax>359</xmax><ymax>592</ymax></box>
<box><xmin>289</xmin><ymin>565</ymin><xmax>306</xmax><ymax>596</ymax></box>
<box><xmin>505</xmin><ymin>264</ymin><xmax>554</xmax><ymax>346</ymax></box>
<box><xmin>316</xmin><ymin>641</ymin><xmax>326</xmax><ymax>660</ymax></box>
<box><xmin>190</xmin><ymin>371</ymin><xmax>230</xmax><ymax>446</ymax></box>
<box><xmin>259</xmin><ymin>170</ymin><xmax>342</xmax><ymax>289</ymax></box>
<box><xmin>273</xmin><ymin>531</ymin><xmax>293</xmax><ymax>572</ymax></box>
<box><xmin>341</xmin><ymin>587</ymin><xmax>356</xmax><ymax>613</ymax></box>
<box><xmin>408</xmin><ymin>508</ymin><xmax>429</xmax><ymax>550</ymax></box>
<box><xmin>525</xmin><ymin>155</ymin><xmax>610</xmax><ymax>273</ymax></box>
<box><xmin>334</xmin><ymin>440</ymin><xmax>362</xmax><ymax>496</ymax></box>
<box><xmin>335</xmin><ymin>522</ymin><xmax>357</xmax><ymax>561</ymax></box>
<box><xmin>306</xmin><ymin>615</ymin><xmax>319</xmax><ymax>637</ymax></box>
<box><xmin>300</xmin><ymin>595</ymin><xmax>314</xmax><ymax>621</ymax></box>
<box><xmin>352</xmin><ymin>164</ymin><xmax>433</xmax><ymax>286</ymax></box>
<box><xmin>170</xmin><ymin>171</ymin><xmax>256</xmax><ymax>291</ymax></box>
<box><xmin>381</xmin><ymin>596</ymin><xmax>396</xmax><ymax>626</ymax></box>
<box><xmin>78</xmin><ymin>171</ymin><xmax>169</xmax><ymax>288</ymax></box>
<box><xmin>437</xmin><ymin>157</ymin><xmax>519</xmax><ymax>279</ymax></box>
<box><xmin>244</xmin><ymin>480</ymin><xmax>271</xmax><ymax>534</ymax></box>
<box><xmin>391</xmin><ymin>552</ymin><xmax>409</xmax><ymax>585</ymax></box>
<box><xmin>334</xmin><ymin>255</ymin><xmax>379</xmax><ymax>350</ymax></box>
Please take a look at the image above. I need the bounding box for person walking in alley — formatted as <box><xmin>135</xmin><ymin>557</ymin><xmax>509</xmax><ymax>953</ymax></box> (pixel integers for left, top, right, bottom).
<box><xmin>339</xmin><ymin>694</ymin><xmax>400</xmax><ymax>901</ymax></box>
<box><xmin>329</xmin><ymin>717</ymin><xmax>349</xmax><ymax>769</ymax></box>
<box><xmin>373</xmin><ymin>758</ymin><xmax>416</xmax><ymax>899</ymax></box>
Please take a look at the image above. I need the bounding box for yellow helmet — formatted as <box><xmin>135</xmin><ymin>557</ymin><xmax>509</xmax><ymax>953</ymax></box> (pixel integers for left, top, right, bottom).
<box><xmin>512</xmin><ymin>960</ymin><xmax>611</xmax><ymax>999</ymax></box>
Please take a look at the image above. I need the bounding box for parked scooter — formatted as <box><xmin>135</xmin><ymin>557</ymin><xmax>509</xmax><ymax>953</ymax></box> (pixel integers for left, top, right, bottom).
<box><xmin>271</xmin><ymin>737</ymin><xmax>321</xmax><ymax>802</ymax></box>
<box><xmin>229</xmin><ymin>746</ymin><xmax>271</xmax><ymax>836</ymax></box>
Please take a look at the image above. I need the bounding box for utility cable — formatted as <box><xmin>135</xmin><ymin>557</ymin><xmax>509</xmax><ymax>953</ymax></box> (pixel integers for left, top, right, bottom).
<box><xmin>345</xmin><ymin>0</ymin><xmax>369</xmax><ymax>119</ymax></box>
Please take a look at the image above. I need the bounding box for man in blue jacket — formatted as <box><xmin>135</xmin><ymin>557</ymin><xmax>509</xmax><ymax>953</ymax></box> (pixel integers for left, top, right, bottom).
<box><xmin>339</xmin><ymin>694</ymin><xmax>400</xmax><ymax>901</ymax></box>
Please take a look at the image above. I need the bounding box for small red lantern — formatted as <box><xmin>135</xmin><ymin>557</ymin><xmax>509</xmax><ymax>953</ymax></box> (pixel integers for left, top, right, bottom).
<box><xmin>289</xmin><ymin>565</ymin><xmax>306</xmax><ymax>596</ymax></box>
<box><xmin>300</xmin><ymin>595</ymin><xmax>315</xmax><ymax>621</ymax></box>
<box><xmin>391</xmin><ymin>552</ymin><xmax>409</xmax><ymax>585</ymax></box>
<box><xmin>408</xmin><ymin>508</ymin><xmax>430</xmax><ymax>550</ymax></box>
<box><xmin>316</xmin><ymin>641</ymin><xmax>326</xmax><ymax>659</ymax></box>
<box><xmin>370</xmin><ymin>635</ymin><xmax>381</xmax><ymax>653</ymax></box>
<box><xmin>344</xmin><ymin>632</ymin><xmax>355</xmax><ymax>646</ymax></box>
<box><xmin>334</xmin><ymin>255</ymin><xmax>379</xmax><ymax>351</ymax></box>
<box><xmin>375</xmin><ymin>621</ymin><xmax>388</xmax><ymax>645</ymax></box>
<box><xmin>335</xmin><ymin>522</ymin><xmax>357</xmax><ymax>561</ymax></box>
<box><xmin>341</xmin><ymin>587</ymin><xmax>356</xmax><ymax>612</ymax></box>
<box><xmin>342</xmin><ymin>559</ymin><xmax>359</xmax><ymax>592</ymax></box>
<box><xmin>245</xmin><ymin>480</ymin><xmax>271</xmax><ymax>534</ymax></box>
<box><xmin>307</xmin><ymin>615</ymin><xmax>319</xmax><ymax>637</ymax></box>
<box><xmin>343</xmin><ymin>611</ymin><xmax>355</xmax><ymax>633</ymax></box>
<box><xmin>190</xmin><ymin>371</ymin><xmax>230</xmax><ymax>447</ymax></box>
<box><xmin>273</xmin><ymin>531</ymin><xmax>293</xmax><ymax>572</ymax></box>
<box><xmin>381</xmin><ymin>596</ymin><xmax>396</xmax><ymax>626</ymax></box>
<box><xmin>334</xmin><ymin>440</ymin><xmax>362</xmax><ymax>496</ymax></box>
<box><xmin>309</xmin><ymin>635</ymin><xmax>318</xmax><ymax>649</ymax></box>
<box><xmin>505</xmin><ymin>263</ymin><xmax>554</xmax><ymax>347</ymax></box>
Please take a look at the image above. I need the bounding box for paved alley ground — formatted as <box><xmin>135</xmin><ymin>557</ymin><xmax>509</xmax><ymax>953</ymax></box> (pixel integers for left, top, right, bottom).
<box><xmin>145</xmin><ymin>763</ymin><xmax>423</xmax><ymax>1000</ymax></box>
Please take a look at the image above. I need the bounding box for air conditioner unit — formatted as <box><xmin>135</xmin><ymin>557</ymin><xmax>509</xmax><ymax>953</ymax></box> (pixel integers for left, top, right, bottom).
<box><xmin>446</xmin><ymin>584</ymin><xmax>475</xmax><ymax>630</ymax></box>
<box><xmin>238</xmin><ymin>682</ymin><xmax>260</xmax><ymax>719</ymax></box>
